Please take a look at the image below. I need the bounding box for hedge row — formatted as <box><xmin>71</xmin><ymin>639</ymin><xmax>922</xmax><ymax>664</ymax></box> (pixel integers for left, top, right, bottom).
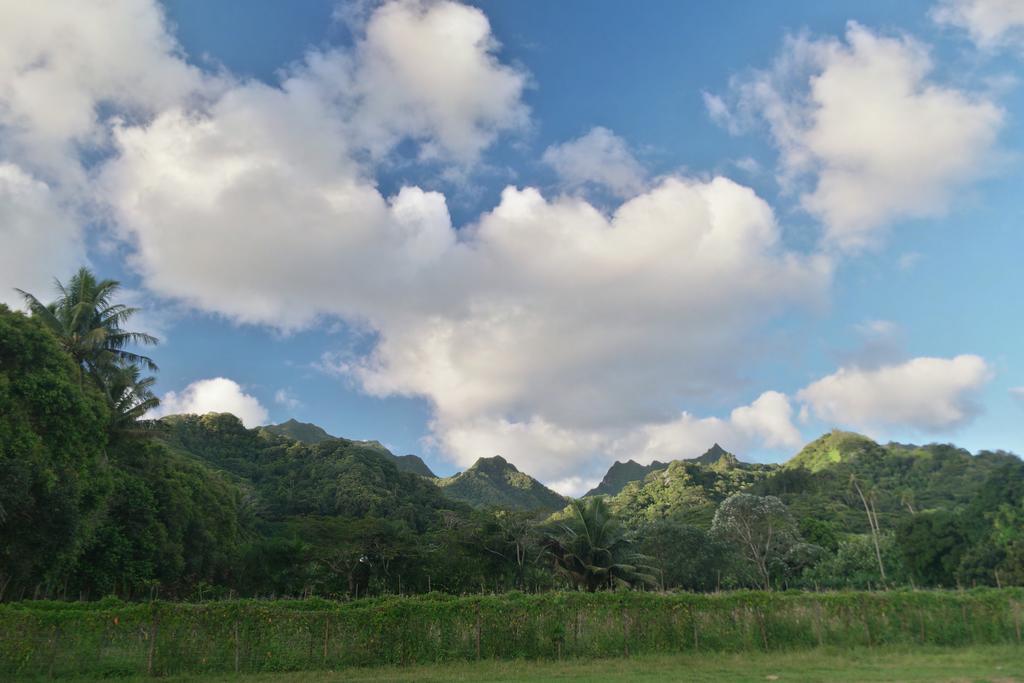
<box><xmin>1</xmin><ymin>589</ymin><xmax>1022</xmax><ymax>678</ymax></box>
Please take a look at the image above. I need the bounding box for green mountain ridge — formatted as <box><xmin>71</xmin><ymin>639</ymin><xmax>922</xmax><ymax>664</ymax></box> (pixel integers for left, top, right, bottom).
<box><xmin>159</xmin><ymin>413</ymin><xmax>457</xmax><ymax>526</ymax></box>
<box><xmin>260</xmin><ymin>419</ymin><xmax>436</xmax><ymax>478</ymax></box>
<box><xmin>609</xmin><ymin>450</ymin><xmax>779</xmax><ymax>525</ymax></box>
<box><xmin>784</xmin><ymin>430</ymin><xmax>880</xmax><ymax>472</ymax></box>
<box><xmin>438</xmin><ymin>455</ymin><xmax>567</xmax><ymax>512</ymax></box>
<box><xmin>260</xmin><ymin>418</ymin><xmax>334</xmax><ymax>443</ymax></box>
<box><xmin>585</xmin><ymin>444</ymin><xmax>749</xmax><ymax>498</ymax></box>
<box><xmin>584</xmin><ymin>459</ymin><xmax>667</xmax><ymax>497</ymax></box>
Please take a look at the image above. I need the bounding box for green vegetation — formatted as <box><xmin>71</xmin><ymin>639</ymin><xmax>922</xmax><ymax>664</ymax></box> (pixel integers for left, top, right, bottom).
<box><xmin>40</xmin><ymin>646</ymin><xmax>1024</xmax><ymax>683</ymax></box>
<box><xmin>608</xmin><ymin>453</ymin><xmax>777</xmax><ymax>527</ymax></box>
<box><xmin>259</xmin><ymin>419</ymin><xmax>334</xmax><ymax>444</ymax></box>
<box><xmin>438</xmin><ymin>455</ymin><xmax>567</xmax><ymax>512</ymax></box>
<box><xmin>0</xmin><ymin>302</ymin><xmax>111</xmax><ymax>599</ymax></box>
<box><xmin>259</xmin><ymin>421</ymin><xmax>436</xmax><ymax>477</ymax></box>
<box><xmin>1</xmin><ymin>590</ymin><xmax>1022</xmax><ymax>678</ymax></box>
<box><xmin>584</xmin><ymin>459</ymin><xmax>667</xmax><ymax>497</ymax></box>
<box><xmin>544</xmin><ymin>498</ymin><xmax>655</xmax><ymax>591</ymax></box>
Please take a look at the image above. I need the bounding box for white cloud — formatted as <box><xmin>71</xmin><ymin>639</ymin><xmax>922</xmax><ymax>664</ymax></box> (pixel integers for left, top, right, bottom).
<box><xmin>713</xmin><ymin>22</ymin><xmax>1003</xmax><ymax>250</ymax></box>
<box><xmin>151</xmin><ymin>377</ymin><xmax>269</xmax><ymax>427</ymax></box>
<box><xmin>0</xmin><ymin>0</ymin><xmax>204</xmax><ymax>186</ymax></box>
<box><xmin>933</xmin><ymin>0</ymin><xmax>1024</xmax><ymax>49</ymax></box>
<box><xmin>542</xmin><ymin>127</ymin><xmax>647</xmax><ymax>197</ymax></box>
<box><xmin>548</xmin><ymin>476</ymin><xmax>600</xmax><ymax>497</ymax></box>
<box><xmin>315</xmin><ymin>0</ymin><xmax>528</xmax><ymax>163</ymax></box>
<box><xmin>734</xmin><ymin>157</ymin><xmax>762</xmax><ymax>174</ymax></box>
<box><xmin>105</xmin><ymin>97</ymin><xmax>830</xmax><ymax>479</ymax></box>
<box><xmin>434</xmin><ymin>390</ymin><xmax>803</xmax><ymax>492</ymax></box>
<box><xmin>274</xmin><ymin>389</ymin><xmax>301</xmax><ymax>410</ymax></box>
<box><xmin>797</xmin><ymin>355</ymin><xmax>992</xmax><ymax>432</ymax></box>
<box><xmin>0</xmin><ymin>163</ymin><xmax>85</xmax><ymax>307</ymax></box>
<box><xmin>1011</xmin><ymin>387</ymin><xmax>1024</xmax><ymax>405</ymax></box>
<box><xmin>0</xmin><ymin>0</ymin><xmax>209</xmax><ymax>308</ymax></box>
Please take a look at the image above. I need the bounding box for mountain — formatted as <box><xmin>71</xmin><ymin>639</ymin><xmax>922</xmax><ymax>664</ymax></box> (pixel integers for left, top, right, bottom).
<box><xmin>437</xmin><ymin>455</ymin><xmax>567</xmax><ymax>511</ymax></box>
<box><xmin>260</xmin><ymin>420</ymin><xmax>436</xmax><ymax>477</ymax></box>
<box><xmin>585</xmin><ymin>444</ymin><xmax>744</xmax><ymax>498</ymax></box>
<box><xmin>693</xmin><ymin>443</ymin><xmax>740</xmax><ymax>469</ymax></box>
<box><xmin>754</xmin><ymin>430</ymin><xmax>1024</xmax><ymax>536</ymax></box>
<box><xmin>784</xmin><ymin>430</ymin><xmax>881</xmax><ymax>472</ymax></box>
<box><xmin>584</xmin><ymin>459</ymin><xmax>667</xmax><ymax>497</ymax></box>
<box><xmin>390</xmin><ymin>454</ymin><xmax>434</xmax><ymax>477</ymax></box>
<box><xmin>159</xmin><ymin>412</ymin><xmax>456</xmax><ymax>527</ymax></box>
<box><xmin>609</xmin><ymin>454</ymin><xmax>778</xmax><ymax>526</ymax></box>
<box><xmin>261</xmin><ymin>418</ymin><xmax>334</xmax><ymax>444</ymax></box>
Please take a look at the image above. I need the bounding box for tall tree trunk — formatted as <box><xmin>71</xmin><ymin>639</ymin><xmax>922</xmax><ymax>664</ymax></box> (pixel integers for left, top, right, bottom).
<box><xmin>853</xmin><ymin>478</ymin><xmax>886</xmax><ymax>582</ymax></box>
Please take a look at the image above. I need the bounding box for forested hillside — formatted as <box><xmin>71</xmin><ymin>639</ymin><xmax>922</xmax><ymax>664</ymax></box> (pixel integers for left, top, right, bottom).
<box><xmin>259</xmin><ymin>419</ymin><xmax>437</xmax><ymax>477</ymax></box>
<box><xmin>437</xmin><ymin>456</ymin><xmax>567</xmax><ymax>512</ymax></box>
<box><xmin>3</xmin><ymin>270</ymin><xmax>1024</xmax><ymax>602</ymax></box>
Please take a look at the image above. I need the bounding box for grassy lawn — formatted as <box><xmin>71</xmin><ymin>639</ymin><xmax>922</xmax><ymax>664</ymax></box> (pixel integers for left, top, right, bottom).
<box><xmin>52</xmin><ymin>645</ymin><xmax>1023</xmax><ymax>682</ymax></box>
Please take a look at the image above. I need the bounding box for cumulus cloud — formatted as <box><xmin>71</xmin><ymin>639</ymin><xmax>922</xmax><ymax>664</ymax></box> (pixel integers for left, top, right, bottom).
<box><xmin>0</xmin><ymin>0</ymin><xmax>204</xmax><ymax>186</ymax></box>
<box><xmin>434</xmin><ymin>390</ymin><xmax>803</xmax><ymax>492</ymax></box>
<box><xmin>542</xmin><ymin>127</ymin><xmax>647</xmax><ymax>197</ymax></box>
<box><xmin>104</xmin><ymin>96</ymin><xmax>830</xmax><ymax>480</ymax></box>
<box><xmin>797</xmin><ymin>355</ymin><xmax>992</xmax><ymax>433</ymax></box>
<box><xmin>0</xmin><ymin>163</ymin><xmax>85</xmax><ymax>307</ymax></box>
<box><xmin>151</xmin><ymin>377</ymin><xmax>269</xmax><ymax>427</ymax></box>
<box><xmin>0</xmin><ymin>0</ymin><xmax>208</xmax><ymax>306</ymax></box>
<box><xmin>933</xmin><ymin>0</ymin><xmax>1024</xmax><ymax>49</ymax></box>
<box><xmin>712</xmin><ymin>22</ymin><xmax>1003</xmax><ymax>250</ymax></box>
<box><xmin>315</xmin><ymin>0</ymin><xmax>528</xmax><ymax>163</ymax></box>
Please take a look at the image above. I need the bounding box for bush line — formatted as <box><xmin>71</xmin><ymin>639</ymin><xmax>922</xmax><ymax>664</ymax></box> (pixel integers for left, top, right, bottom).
<box><xmin>1</xmin><ymin>589</ymin><xmax>1022</xmax><ymax>677</ymax></box>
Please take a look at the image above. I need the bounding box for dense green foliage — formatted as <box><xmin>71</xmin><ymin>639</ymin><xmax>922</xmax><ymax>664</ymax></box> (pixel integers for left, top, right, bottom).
<box><xmin>544</xmin><ymin>498</ymin><xmax>655</xmax><ymax>591</ymax></box>
<box><xmin>259</xmin><ymin>419</ymin><xmax>334</xmax><ymax>444</ymax></box>
<box><xmin>584</xmin><ymin>459</ymin><xmax>667</xmax><ymax>497</ymax></box>
<box><xmin>438</xmin><ymin>455</ymin><xmax>567</xmax><ymax>512</ymax></box>
<box><xmin>0</xmin><ymin>305</ymin><xmax>111</xmax><ymax>599</ymax></box>
<box><xmin>1</xmin><ymin>590</ymin><xmax>1022</xmax><ymax>677</ymax></box>
<box><xmin>259</xmin><ymin>420</ymin><xmax>437</xmax><ymax>477</ymax></box>
<box><xmin>609</xmin><ymin>455</ymin><xmax>776</xmax><ymax>527</ymax></box>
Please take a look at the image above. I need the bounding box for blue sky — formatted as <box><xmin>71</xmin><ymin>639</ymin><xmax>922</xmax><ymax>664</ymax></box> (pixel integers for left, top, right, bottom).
<box><xmin>2</xmin><ymin>0</ymin><xmax>1023</xmax><ymax>493</ymax></box>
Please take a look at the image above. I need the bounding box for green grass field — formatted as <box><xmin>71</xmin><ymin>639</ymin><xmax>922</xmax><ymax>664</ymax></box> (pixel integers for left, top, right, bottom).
<box><xmin>50</xmin><ymin>646</ymin><xmax>1023</xmax><ymax>682</ymax></box>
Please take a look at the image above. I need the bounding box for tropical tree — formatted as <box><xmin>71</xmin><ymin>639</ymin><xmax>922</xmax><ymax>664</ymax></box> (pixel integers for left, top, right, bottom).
<box><xmin>97</xmin><ymin>362</ymin><xmax>161</xmax><ymax>433</ymax></box>
<box><xmin>544</xmin><ymin>498</ymin><xmax>656</xmax><ymax>592</ymax></box>
<box><xmin>711</xmin><ymin>493</ymin><xmax>798</xmax><ymax>590</ymax></box>
<box><xmin>17</xmin><ymin>267</ymin><xmax>158</xmax><ymax>378</ymax></box>
<box><xmin>637</xmin><ymin>516</ymin><xmax>724</xmax><ymax>591</ymax></box>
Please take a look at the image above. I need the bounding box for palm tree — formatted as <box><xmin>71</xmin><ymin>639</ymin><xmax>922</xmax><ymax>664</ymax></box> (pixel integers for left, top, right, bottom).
<box><xmin>17</xmin><ymin>267</ymin><xmax>158</xmax><ymax>378</ymax></box>
<box><xmin>544</xmin><ymin>498</ymin><xmax>656</xmax><ymax>592</ymax></box>
<box><xmin>97</xmin><ymin>362</ymin><xmax>161</xmax><ymax>433</ymax></box>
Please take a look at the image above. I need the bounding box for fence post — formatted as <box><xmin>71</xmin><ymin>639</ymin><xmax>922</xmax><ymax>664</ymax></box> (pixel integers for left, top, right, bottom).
<box><xmin>233</xmin><ymin>621</ymin><xmax>240</xmax><ymax>673</ymax></box>
<box><xmin>1013</xmin><ymin>601</ymin><xmax>1022</xmax><ymax>644</ymax></box>
<box><xmin>475</xmin><ymin>603</ymin><xmax>481</xmax><ymax>660</ymax></box>
<box><xmin>146</xmin><ymin>609</ymin><xmax>159</xmax><ymax>677</ymax></box>
<box><xmin>692</xmin><ymin>610</ymin><xmax>699</xmax><ymax>651</ymax></box>
<box><xmin>322</xmin><ymin>615</ymin><xmax>330</xmax><ymax>666</ymax></box>
<box><xmin>622</xmin><ymin>608</ymin><xmax>630</xmax><ymax>658</ymax></box>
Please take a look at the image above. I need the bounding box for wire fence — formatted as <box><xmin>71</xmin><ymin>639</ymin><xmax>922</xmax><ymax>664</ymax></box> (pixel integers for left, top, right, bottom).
<box><xmin>1</xmin><ymin>589</ymin><xmax>1021</xmax><ymax>678</ymax></box>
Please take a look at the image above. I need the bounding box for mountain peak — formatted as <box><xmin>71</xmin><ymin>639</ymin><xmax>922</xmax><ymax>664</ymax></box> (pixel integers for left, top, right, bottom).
<box><xmin>584</xmin><ymin>458</ymin><xmax>668</xmax><ymax>497</ymax></box>
<box><xmin>786</xmin><ymin>430</ymin><xmax>880</xmax><ymax>472</ymax></box>
<box><xmin>439</xmin><ymin>455</ymin><xmax>565</xmax><ymax>511</ymax></box>
<box><xmin>261</xmin><ymin>419</ymin><xmax>334</xmax><ymax>444</ymax></box>
<box><xmin>693</xmin><ymin>443</ymin><xmax>738</xmax><ymax>468</ymax></box>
